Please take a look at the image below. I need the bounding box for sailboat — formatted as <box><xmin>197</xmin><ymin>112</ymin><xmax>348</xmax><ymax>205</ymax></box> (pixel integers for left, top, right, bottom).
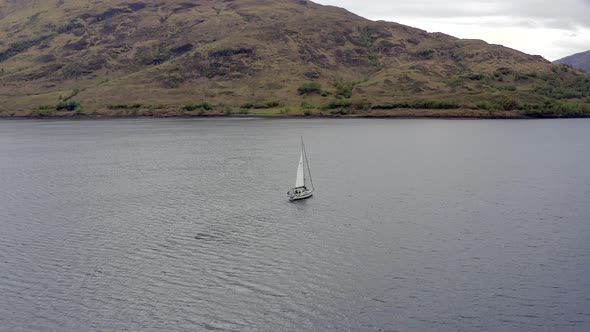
<box><xmin>288</xmin><ymin>137</ymin><xmax>314</xmax><ymax>201</ymax></box>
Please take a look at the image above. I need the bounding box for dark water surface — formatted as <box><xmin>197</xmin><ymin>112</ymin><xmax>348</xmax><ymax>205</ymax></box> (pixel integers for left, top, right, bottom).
<box><xmin>1</xmin><ymin>118</ymin><xmax>589</xmax><ymax>331</ymax></box>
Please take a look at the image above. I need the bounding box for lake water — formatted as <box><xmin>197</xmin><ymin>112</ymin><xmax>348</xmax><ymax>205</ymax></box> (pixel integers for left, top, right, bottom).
<box><xmin>1</xmin><ymin>118</ymin><xmax>589</xmax><ymax>331</ymax></box>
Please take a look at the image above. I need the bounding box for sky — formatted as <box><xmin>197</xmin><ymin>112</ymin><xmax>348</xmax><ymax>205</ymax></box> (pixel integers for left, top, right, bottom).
<box><xmin>315</xmin><ymin>0</ymin><xmax>590</xmax><ymax>61</ymax></box>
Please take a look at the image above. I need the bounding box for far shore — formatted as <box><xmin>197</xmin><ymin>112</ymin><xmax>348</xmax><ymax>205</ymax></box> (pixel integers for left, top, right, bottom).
<box><xmin>1</xmin><ymin>108</ymin><xmax>586</xmax><ymax>120</ymax></box>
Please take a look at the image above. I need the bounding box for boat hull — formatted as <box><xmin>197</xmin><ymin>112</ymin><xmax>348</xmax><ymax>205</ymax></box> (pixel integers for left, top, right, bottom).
<box><xmin>289</xmin><ymin>191</ymin><xmax>313</xmax><ymax>201</ymax></box>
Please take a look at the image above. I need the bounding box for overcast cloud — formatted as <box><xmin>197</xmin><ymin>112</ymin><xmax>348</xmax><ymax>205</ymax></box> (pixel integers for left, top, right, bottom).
<box><xmin>315</xmin><ymin>0</ymin><xmax>590</xmax><ymax>60</ymax></box>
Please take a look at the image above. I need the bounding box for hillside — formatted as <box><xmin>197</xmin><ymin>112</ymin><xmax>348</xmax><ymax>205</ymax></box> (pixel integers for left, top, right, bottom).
<box><xmin>555</xmin><ymin>50</ymin><xmax>590</xmax><ymax>73</ymax></box>
<box><xmin>0</xmin><ymin>0</ymin><xmax>589</xmax><ymax>118</ymax></box>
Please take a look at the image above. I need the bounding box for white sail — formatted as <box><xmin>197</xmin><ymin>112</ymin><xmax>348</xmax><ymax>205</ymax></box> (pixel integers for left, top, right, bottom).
<box><xmin>295</xmin><ymin>151</ymin><xmax>305</xmax><ymax>188</ymax></box>
<box><xmin>288</xmin><ymin>138</ymin><xmax>314</xmax><ymax>201</ymax></box>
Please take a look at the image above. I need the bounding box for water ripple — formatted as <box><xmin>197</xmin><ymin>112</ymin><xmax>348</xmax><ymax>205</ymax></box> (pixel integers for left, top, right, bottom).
<box><xmin>1</xmin><ymin>118</ymin><xmax>590</xmax><ymax>331</ymax></box>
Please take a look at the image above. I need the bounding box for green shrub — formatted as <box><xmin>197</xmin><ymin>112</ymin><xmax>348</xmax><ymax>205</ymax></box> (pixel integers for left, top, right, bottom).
<box><xmin>372</xmin><ymin>101</ymin><xmax>411</xmax><ymax>109</ymax></box>
<box><xmin>552</xmin><ymin>87</ymin><xmax>584</xmax><ymax>99</ymax></box>
<box><xmin>297</xmin><ymin>82</ymin><xmax>322</xmax><ymax>95</ymax></box>
<box><xmin>495</xmin><ymin>85</ymin><xmax>517</xmax><ymax>91</ymax></box>
<box><xmin>37</xmin><ymin>105</ymin><xmax>53</xmax><ymax>111</ymax></box>
<box><xmin>56</xmin><ymin>21</ymin><xmax>84</xmax><ymax>34</ymax></box>
<box><xmin>333</xmin><ymin>81</ymin><xmax>356</xmax><ymax>99</ymax></box>
<box><xmin>108</xmin><ymin>103</ymin><xmax>126</xmax><ymax>109</ymax></box>
<box><xmin>359</xmin><ymin>26</ymin><xmax>374</xmax><ymax>48</ymax></box>
<box><xmin>183</xmin><ymin>102</ymin><xmax>213</xmax><ymax>111</ymax></box>
<box><xmin>108</xmin><ymin>103</ymin><xmax>142</xmax><ymax>110</ymax></box>
<box><xmin>515</xmin><ymin>73</ymin><xmax>530</xmax><ymax>81</ymax></box>
<box><xmin>320</xmin><ymin>99</ymin><xmax>352</xmax><ymax>110</ymax></box>
<box><xmin>415</xmin><ymin>100</ymin><xmax>460</xmax><ymax>109</ymax></box>
<box><xmin>496</xmin><ymin>97</ymin><xmax>519</xmax><ymax>111</ymax></box>
<box><xmin>347</xmin><ymin>100</ymin><xmax>371</xmax><ymax>112</ymax></box>
<box><xmin>476</xmin><ymin>101</ymin><xmax>497</xmax><ymax>111</ymax></box>
<box><xmin>241</xmin><ymin>101</ymin><xmax>280</xmax><ymax>109</ymax></box>
<box><xmin>330</xmin><ymin>108</ymin><xmax>350</xmax><ymax>115</ymax></box>
<box><xmin>447</xmin><ymin>77</ymin><xmax>464</xmax><ymax>87</ymax></box>
<box><xmin>416</xmin><ymin>49</ymin><xmax>434</xmax><ymax>59</ymax></box>
<box><xmin>468</xmin><ymin>73</ymin><xmax>487</xmax><ymax>81</ymax></box>
<box><xmin>300</xmin><ymin>101</ymin><xmax>314</xmax><ymax>110</ymax></box>
<box><xmin>523</xmin><ymin>100</ymin><xmax>590</xmax><ymax>117</ymax></box>
<box><xmin>372</xmin><ymin>100</ymin><xmax>460</xmax><ymax>110</ymax></box>
<box><xmin>146</xmin><ymin>46</ymin><xmax>169</xmax><ymax>65</ymax></box>
<box><xmin>161</xmin><ymin>76</ymin><xmax>180</xmax><ymax>88</ymax></box>
<box><xmin>475</xmin><ymin>96</ymin><xmax>519</xmax><ymax>111</ymax></box>
<box><xmin>535</xmin><ymin>79</ymin><xmax>589</xmax><ymax>99</ymax></box>
<box><xmin>494</xmin><ymin>67</ymin><xmax>513</xmax><ymax>77</ymax></box>
<box><xmin>56</xmin><ymin>100</ymin><xmax>81</xmax><ymax>111</ymax></box>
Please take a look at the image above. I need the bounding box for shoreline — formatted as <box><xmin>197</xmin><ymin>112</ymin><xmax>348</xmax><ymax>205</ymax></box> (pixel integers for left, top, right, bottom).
<box><xmin>1</xmin><ymin>113</ymin><xmax>588</xmax><ymax>120</ymax></box>
<box><xmin>2</xmin><ymin>106</ymin><xmax>589</xmax><ymax>120</ymax></box>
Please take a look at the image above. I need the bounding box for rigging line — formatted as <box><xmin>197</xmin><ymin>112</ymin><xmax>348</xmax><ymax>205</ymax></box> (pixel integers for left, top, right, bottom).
<box><xmin>302</xmin><ymin>137</ymin><xmax>314</xmax><ymax>190</ymax></box>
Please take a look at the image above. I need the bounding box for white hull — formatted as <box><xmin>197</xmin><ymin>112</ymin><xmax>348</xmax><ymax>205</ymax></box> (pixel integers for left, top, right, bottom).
<box><xmin>289</xmin><ymin>190</ymin><xmax>313</xmax><ymax>201</ymax></box>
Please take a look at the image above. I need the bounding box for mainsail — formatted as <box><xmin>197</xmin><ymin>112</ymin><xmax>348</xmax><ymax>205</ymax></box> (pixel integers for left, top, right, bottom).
<box><xmin>295</xmin><ymin>151</ymin><xmax>305</xmax><ymax>188</ymax></box>
<box><xmin>288</xmin><ymin>137</ymin><xmax>314</xmax><ymax>201</ymax></box>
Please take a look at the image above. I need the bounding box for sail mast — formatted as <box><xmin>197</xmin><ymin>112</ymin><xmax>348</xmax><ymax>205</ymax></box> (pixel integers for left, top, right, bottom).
<box><xmin>301</xmin><ymin>137</ymin><xmax>306</xmax><ymax>185</ymax></box>
<box><xmin>302</xmin><ymin>137</ymin><xmax>314</xmax><ymax>190</ymax></box>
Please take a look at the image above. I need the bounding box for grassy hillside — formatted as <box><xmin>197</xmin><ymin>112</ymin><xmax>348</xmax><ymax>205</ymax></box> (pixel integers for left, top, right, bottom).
<box><xmin>1</xmin><ymin>0</ymin><xmax>589</xmax><ymax>118</ymax></box>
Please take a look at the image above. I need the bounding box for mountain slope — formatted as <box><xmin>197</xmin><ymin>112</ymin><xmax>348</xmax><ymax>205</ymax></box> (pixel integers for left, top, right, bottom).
<box><xmin>0</xmin><ymin>0</ymin><xmax>589</xmax><ymax>117</ymax></box>
<box><xmin>555</xmin><ymin>50</ymin><xmax>590</xmax><ymax>73</ymax></box>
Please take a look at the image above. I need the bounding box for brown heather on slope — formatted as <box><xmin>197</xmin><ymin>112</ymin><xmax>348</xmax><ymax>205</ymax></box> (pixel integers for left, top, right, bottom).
<box><xmin>0</xmin><ymin>0</ymin><xmax>589</xmax><ymax>117</ymax></box>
